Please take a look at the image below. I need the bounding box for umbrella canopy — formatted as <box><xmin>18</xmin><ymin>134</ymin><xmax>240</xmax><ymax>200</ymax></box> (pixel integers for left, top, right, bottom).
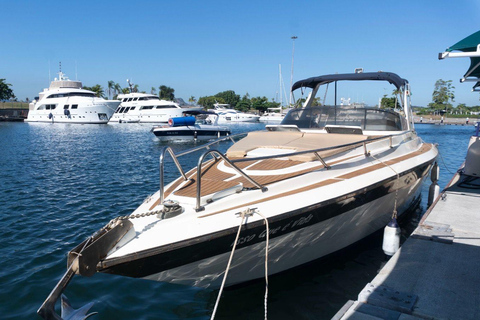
<box><xmin>444</xmin><ymin>30</ymin><xmax>480</xmax><ymax>86</ymax></box>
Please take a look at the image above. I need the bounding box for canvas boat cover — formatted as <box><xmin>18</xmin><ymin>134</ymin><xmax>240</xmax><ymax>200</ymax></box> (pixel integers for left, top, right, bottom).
<box><xmin>292</xmin><ymin>72</ymin><xmax>408</xmax><ymax>92</ymax></box>
<box><xmin>444</xmin><ymin>30</ymin><xmax>480</xmax><ymax>89</ymax></box>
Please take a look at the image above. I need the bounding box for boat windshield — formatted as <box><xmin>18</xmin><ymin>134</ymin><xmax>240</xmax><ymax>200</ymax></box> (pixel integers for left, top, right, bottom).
<box><xmin>281</xmin><ymin>106</ymin><xmax>406</xmax><ymax>131</ymax></box>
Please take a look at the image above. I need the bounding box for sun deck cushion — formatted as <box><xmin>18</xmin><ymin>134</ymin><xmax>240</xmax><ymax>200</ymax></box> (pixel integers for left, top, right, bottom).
<box><xmin>226</xmin><ymin>131</ymin><xmax>303</xmax><ymax>158</ymax></box>
<box><xmin>226</xmin><ymin>131</ymin><xmax>371</xmax><ymax>161</ymax></box>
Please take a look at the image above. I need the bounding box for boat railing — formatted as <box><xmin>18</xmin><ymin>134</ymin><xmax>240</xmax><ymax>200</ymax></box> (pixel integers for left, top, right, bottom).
<box><xmin>195</xmin><ymin>150</ymin><xmax>268</xmax><ymax>211</ymax></box>
<box><xmin>158</xmin><ymin>131</ymin><xmax>410</xmax><ymax>210</ymax></box>
<box><xmin>158</xmin><ymin>133</ymin><xmax>249</xmax><ymax>204</ymax></box>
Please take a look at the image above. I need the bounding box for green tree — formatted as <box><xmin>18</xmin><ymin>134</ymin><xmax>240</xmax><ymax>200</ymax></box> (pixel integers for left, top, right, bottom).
<box><xmin>456</xmin><ymin>103</ymin><xmax>467</xmax><ymax>115</ymax></box>
<box><xmin>115</xmin><ymin>83</ymin><xmax>122</xmax><ymax>94</ymax></box>
<box><xmin>151</xmin><ymin>87</ymin><xmax>157</xmax><ymax>95</ymax></box>
<box><xmin>215</xmin><ymin>90</ymin><xmax>240</xmax><ymax>108</ymax></box>
<box><xmin>429</xmin><ymin>79</ymin><xmax>455</xmax><ymax>112</ymax></box>
<box><xmin>250</xmin><ymin>96</ymin><xmax>269</xmax><ymax>113</ymax></box>
<box><xmin>188</xmin><ymin>96</ymin><xmax>196</xmax><ymax>104</ymax></box>
<box><xmin>83</xmin><ymin>84</ymin><xmax>105</xmax><ymax>98</ymax></box>
<box><xmin>198</xmin><ymin>96</ymin><xmax>224</xmax><ymax>109</ymax></box>
<box><xmin>159</xmin><ymin>85</ymin><xmax>175</xmax><ymax>101</ymax></box>
<box><xmin>0</xmin><ymin>79</ymin><xmax>15</xmax><ymax>100</ymax></box>
<box><xmin>380</xmin><ymin>94</ymin><xmax>396</xmax><ymax>109</ymax></box>
<box><xmin>392</xmin><ymin>88</ymin><xmax>402</xmax><ymax>109</ymax></box>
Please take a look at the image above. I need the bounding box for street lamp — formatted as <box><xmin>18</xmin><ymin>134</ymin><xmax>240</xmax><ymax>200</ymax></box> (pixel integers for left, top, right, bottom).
<box><xmin>289</xmin><ymin>36</ymin><xmax>298</xmax><ymax>106</ymax></box>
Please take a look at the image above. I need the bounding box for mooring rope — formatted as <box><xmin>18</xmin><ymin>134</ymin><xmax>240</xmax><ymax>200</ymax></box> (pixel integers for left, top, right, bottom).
<box><xmin>210</xmin><ymin>208</ymin><xmax>270</xmax><ymax>320</ymax></box>
<box><xmin>210</xmin><ymin>209</ymin><xmax>248</xmax><ymax>320</ymax></box>
<box><xmin>255</xmin><ymin>209</ymin><xmax>270</xmax><ymax>320</ymax></box>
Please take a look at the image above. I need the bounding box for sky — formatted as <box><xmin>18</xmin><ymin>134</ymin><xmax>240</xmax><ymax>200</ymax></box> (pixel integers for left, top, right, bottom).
<box><xmin>1</xmin><ymin>0</ymin><xmax>480</xmax><ymax>107</ymax></box>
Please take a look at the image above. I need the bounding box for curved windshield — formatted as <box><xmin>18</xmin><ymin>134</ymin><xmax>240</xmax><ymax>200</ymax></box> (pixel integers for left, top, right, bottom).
<box><xmin>281</xmin><ymin>106</ymin><xmax>406</xmax><ymax>131</ymax></box>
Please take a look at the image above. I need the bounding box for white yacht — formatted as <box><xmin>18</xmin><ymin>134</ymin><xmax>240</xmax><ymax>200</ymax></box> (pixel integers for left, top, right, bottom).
<box><xmin>209</xmin><ymin>103</ymin><xmax>260</xmax><ymax>123</ymax></box>
<box><xmin>258</xmin><ymin>107</ymin><xmax>286</xmax><ymax>123</ymax></box>
<box><xmin>26</xmin><ymin>72</ymin><xmax>119</xmax><ymax>124</ymax></box>
<box><xmin>39</xmin><ymin>71</ymin><xmax>438</xmax><ymax>319</ymax></box>
<box><xmin>109</xmin><ymin>93</ymin><xmax>202</xmax><ymax>123</ymax></box>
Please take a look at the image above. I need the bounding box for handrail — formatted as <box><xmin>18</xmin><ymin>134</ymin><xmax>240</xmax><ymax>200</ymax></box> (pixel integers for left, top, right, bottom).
<box><xmin>159</xmin><ymin>147</ymin><xmax>189</xmax><ymax>204</ymax></box>
<box><xmin>195</xmin><ymin>150</ymin><xmax>268</xmax><ymax>211</ymax></box>
<box><xmin>157</xmin><ymin>134</ymin><xmax>248</xmax><ymax>207</ymax></box>
<box><xmin>175</xmin><ymin>132</ymin><xmax>248</xmax><ymax>157</ymax></box>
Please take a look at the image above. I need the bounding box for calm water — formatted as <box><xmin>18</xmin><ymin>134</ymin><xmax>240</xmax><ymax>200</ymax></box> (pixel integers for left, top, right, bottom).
<box><xmin>0</xmin><ymin>121</ymin><xmax>474</xmax><ymax>320</ymax></box>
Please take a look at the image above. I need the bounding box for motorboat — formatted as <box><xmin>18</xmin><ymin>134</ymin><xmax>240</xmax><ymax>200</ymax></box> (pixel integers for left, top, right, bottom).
<box><xmin>258</xmin><ymin>107</ymin><xmax>286</xmax><ymax>123</ymax></box>
<box><xmin>26</xmin><ymin>72</ymin><xmax>119</xmax><ymax>124</ymax></box>
<box><xmin>151</xmin><ymin>111</ymin><xmax>231</xmax><ymax>141</ymax></box>
<box><xmin>209</xmin><ymin>102</ymin><xmax>260</xmax><ymax>123</ymax></box>
<box><xmin>109</xmin><ymin>92</ymin><xmax>203</xmax><ymax>123</ymax></box>
<box><xmin>39</xmin><ymin>71</ymin><xmax>438</xmax><ymax>319</ymax></box>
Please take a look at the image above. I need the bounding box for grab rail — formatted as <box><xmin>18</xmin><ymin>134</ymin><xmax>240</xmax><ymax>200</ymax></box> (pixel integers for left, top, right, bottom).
<box><xmin>157</xmin><ymin>133</ymin><xmax>248</xmax><ymax>206</ymax></box>
<box><xmin>195</xmin><ymin>150</ymin><xmax>268</xmax><ymax>211</ymax></box>
<box><xmin>159</xmin><ymin>147</ymin><xmax>189</xmax><ymax>204</ymax></box>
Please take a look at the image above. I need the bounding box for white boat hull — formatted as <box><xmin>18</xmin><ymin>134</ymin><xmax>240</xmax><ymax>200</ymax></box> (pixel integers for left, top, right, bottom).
<box><xmin>139</xmin><ymin>173</ymin><xmax>424</xmax><ymax>287</ymax></box>
<box><xmin>26</xmin><ymin>101</ymin><xmax>118</xmax><ymax>124</ymax></box>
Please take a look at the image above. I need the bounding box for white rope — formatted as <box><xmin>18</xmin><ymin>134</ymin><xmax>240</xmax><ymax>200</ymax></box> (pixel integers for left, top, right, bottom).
<box><xmin>210</xmin><ymin>208</ymin><xmax>270</xmax><ymax>320</ymax></box>
<box><xmin>210</xmin><ymin>209</ymin><xmax>248</xmax><ymax>320</ymax></box>
<box><xmin>255</xmin><ymin>210</ymin><xmax>270</xmax><ymax>320</ymax></box>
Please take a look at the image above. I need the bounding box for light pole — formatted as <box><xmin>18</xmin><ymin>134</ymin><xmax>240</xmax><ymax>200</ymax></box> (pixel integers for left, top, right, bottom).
<box><xmin>289</xmin><ymin>36</ymin><xmax>297</xmax><ymax>106</ymax></box>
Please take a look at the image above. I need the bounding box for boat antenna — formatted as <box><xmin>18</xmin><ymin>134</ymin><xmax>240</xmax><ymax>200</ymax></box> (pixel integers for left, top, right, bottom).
<box><xmin>127</xmin><ymin>79</ymin><xmax>134</xmax><ymax>93</ymax></box>
<box><xmin>289</xmin><ymin>36</ymin><xmax>298</xmax><ymax>106</ymax></box>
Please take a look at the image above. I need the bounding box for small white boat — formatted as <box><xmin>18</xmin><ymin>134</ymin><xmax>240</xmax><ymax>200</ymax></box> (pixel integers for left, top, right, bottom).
<box><xmin>209</xmin><ymin>103</ymin><xmax>260</xmax><ymax>123</ymax></box>
<box><xmin>39</xmin><ymin>71</ymin><xmax>438</xmax><ymax>319</ymax></box>
<box><xmin>151</xmin><ymin>111</ymin><xmax>231</xmax><ymax>141</ymax></box>
<box><xmin>259</xmin><ymin>107</ymin><xmax>285</xmax><ymax>123</ymax></box>
<box><xmin>109</xmin><ymin>92</ymin><xmax>202</xmax><ymax>123</ymax></box>
<box><xmin>26</xmin><ymin>72</ymin><xmax>119</xmax><ymax>124</ymax></box>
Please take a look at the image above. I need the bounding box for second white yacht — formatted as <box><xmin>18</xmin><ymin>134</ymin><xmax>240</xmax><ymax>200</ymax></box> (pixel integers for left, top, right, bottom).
<box><xmin>208</xmin><ymin>103</ymin><xmax>260</xmax><ymax>123</ymax></box>
<box><xmin>109</xmin><ymin>93</ymin><xmax>202</xmax><ymax>123</ymax></box>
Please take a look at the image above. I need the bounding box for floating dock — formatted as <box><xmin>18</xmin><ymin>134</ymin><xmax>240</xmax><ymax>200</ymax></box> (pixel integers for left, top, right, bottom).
<box><xmin>333</xmin><ymin>135</ymin><xmax>480</xmax><ymax>320</ymax></box>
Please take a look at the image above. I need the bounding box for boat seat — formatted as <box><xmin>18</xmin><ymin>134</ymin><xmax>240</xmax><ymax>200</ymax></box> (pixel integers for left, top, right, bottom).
<box><xmin>226</xmin><ymin>131</ymin><xmax>371</xmax><ymax>162</ymax></box>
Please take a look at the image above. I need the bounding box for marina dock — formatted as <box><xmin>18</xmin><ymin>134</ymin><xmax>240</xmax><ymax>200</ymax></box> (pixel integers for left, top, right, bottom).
<box><xmin>333</xmin><ymin>135</ymin><xmax>480</xmax><ymax>320</ymax></box>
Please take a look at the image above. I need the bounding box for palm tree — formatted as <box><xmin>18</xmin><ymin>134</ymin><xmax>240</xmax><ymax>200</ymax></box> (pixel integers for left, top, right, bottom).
<box><xmin>392</xmin><ymin>88</ymin><xmax>402</xmax><ymax>109</ymax></box>
<box><xmin>113</xmin><ymin>83</ymin><xmax>123</xmax><ymax>99</ymax></box>
<box><xmin>107</xmin><ymin>80</ymin><xmax>115</xmax><ymax>99</ymax></box>
<box><xmin>151</xmin><ymin>87</ymin><xmax>157</xmax><ymax>95</ymax></box>
<box><xmin>159</xmin><ymin>85</ymin><xmax>175</xmax><ymax>101</ymax></box>
<box><xmin>189</xmin><ymin>96</ymin><xmax>196</xmax><ymax>104</ymax></box>
<box><xmin>84</xmin><ymin>84</ymin><xmax>105</xmax><ymax>98</ymax></box>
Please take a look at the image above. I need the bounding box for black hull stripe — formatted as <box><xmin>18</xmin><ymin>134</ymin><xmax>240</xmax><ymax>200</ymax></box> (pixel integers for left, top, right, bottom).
<box><xmin>99</xmin><ymin>160</ymin><xmax>433</xmax><ymax>278</ymax></box>
<box><xmin>154</xmin><ymin>130</ymin><xmax>230</xmax><ymax>137</ymax></box>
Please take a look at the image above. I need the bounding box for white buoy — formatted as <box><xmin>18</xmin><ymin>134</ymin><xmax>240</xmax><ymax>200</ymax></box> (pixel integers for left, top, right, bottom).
<box><xmin>428</xmin><ymin>163</ymin><xmax>440</xmax><ymax>206</ymax></box>
<box><xmin>382</xmin><ymin>218</ymin><xmax>401</xmax><ymax>256</ymax></box>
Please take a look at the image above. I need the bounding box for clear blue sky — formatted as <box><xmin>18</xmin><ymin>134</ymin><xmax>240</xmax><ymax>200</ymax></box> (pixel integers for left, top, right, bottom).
<box><xmin>1</xmin><ymin>0</ymin><xmax>480</xmax><ymax>107</ymax></box>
